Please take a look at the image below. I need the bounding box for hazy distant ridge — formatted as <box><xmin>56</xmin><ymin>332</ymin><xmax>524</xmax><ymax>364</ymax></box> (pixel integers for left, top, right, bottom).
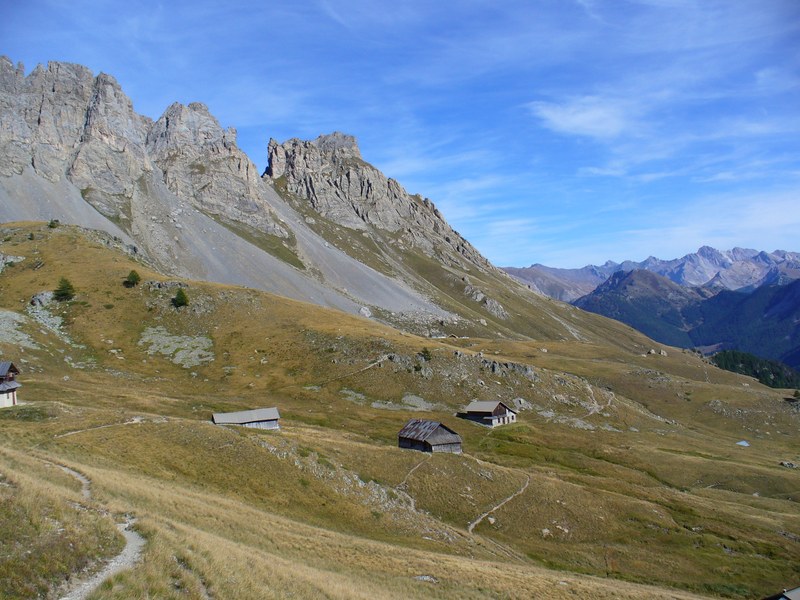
<box><xmin>506</xmin><ymin>246</ymin><xmax>800</xmax><ymax>302</ymax></box>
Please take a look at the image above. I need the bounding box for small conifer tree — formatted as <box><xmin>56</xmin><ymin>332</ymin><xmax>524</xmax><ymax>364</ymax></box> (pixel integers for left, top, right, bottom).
<box><xmin>54</xmin><ymin>277</ymin><xmax>75</xmax><ymax>301</ymax></box>
<box><xmin>124</xmin><ymin>270</ymin><xmax>141</xmax><ymax>287</ymax></box>
<box><xmin>172</xmin><ymin>287</ymin><xmax>189</xmax><ymax>308</ymax></box>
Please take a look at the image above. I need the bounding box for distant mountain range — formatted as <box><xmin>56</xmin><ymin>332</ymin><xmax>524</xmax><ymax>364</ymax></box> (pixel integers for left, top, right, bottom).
<box><xmin>506</xmin><ymin>246</ymin><xmax>800</xmax><ymax>302</ymax></box>
<box><xmin>507</xmin><ymin>249</ymin><xmax>800</xmax><ymax>371</ymax></box>
<box><xmin>572</xmin><ymin>269</ymin><xmax>800</xmax><ymax>369</ymax></box>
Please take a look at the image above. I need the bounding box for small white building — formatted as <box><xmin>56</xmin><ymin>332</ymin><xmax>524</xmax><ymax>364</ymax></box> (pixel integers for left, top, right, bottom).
<box><xmin>212</xmin><ymin>407</ymin><xmax>280</xmax><ymax>430</ymax></box>
<box><xmin>0</xmin><ymin>362</ymin><xmax>21</xmax><ymax>408</ymax></box>
<box><xmin>462</xmin><ymin>400</ymin><xmax>517</xmax><ymax>427</ymax></box>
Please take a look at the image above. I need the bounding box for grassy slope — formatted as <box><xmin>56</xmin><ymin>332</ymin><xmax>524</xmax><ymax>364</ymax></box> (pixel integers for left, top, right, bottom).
<box><xmin>0</xmin><ymin>223</ymin><xmax>798</xmax><ymax>599</ymax></box>
<box><xmin>274</xmin><ymin>177</ymin><xmax>655</xmax><ymax>344</ymax></box>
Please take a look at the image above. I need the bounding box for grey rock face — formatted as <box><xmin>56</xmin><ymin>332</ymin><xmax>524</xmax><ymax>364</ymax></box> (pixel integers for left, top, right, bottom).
<box><xmin>68</xmin><ymin>72</ymin><xmax>153</xmax><ymax>221</ymax></box>
<box><xmin>147</xmin><ymin>102</ymin><xmax>287</xmax><ymax>237</ymax></box>
<box><xmin>265</xmin><ymin>133</ymin><xmax>491</xmax><ymax>270</ymax></box>
<box><xmin>0</xmin><ymin>56</ymin><xmax>287</xmax><ymax>243</ymax></box>
<box><xmin>0</xmin><ymin>58</ymin><xmax>96</xmax><ymax>181</ymax></box>
<box><xmin>0</xmin><ymin>57</ymin><xmax>451</xmax><ymax>323</ymax></box>
<box><xmin>464</xmin><ymin>282</ymin><xmax>508</xmax><ymax>319</ymax></box>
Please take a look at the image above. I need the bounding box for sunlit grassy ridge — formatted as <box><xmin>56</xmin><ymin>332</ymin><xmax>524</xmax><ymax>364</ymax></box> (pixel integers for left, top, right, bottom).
<box><xmin>0</xmin><ymin>223</ymin><xmax>798</xmax><ymax>598</ymax></box>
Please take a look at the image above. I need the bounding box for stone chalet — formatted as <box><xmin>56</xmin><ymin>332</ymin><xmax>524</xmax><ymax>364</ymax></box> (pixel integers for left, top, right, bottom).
<box><xmin>462</xmin><ymin>400</ymin><xmax>517</xmax><ymax>427</ymax></box>
<box><xmin>212</xmin><ymin>407</ymin><xmax>280</xmax><ymax>430</ymax></box>
<box><xmin>0</xmin><ymin>362</ymin><xmax>21</xmax><ymax>408</ymax></box>
<box><xmin>398</xmin><ymin>418</ymin><xmax>462</xmax><ymax>454</ymax></box>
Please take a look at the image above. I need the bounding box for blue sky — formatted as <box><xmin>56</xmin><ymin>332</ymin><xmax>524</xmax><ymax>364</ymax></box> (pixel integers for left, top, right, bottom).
<box><xmin>2</xmin><ymin>0</ymin><xmax>799</xmax><ymax>268</ymax></box>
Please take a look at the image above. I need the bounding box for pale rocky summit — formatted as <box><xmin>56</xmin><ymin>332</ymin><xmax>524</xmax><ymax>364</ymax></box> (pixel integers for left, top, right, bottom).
<box><xmin>266</xmin><ymin>133</ymin><xmax>491</xmax><ymax>271</ymax></box>
<box><xmin>68</xmin><ymin>72</ymin><xmax>154</xmax><ymax>222</ymax></box>
<box><xmin>0</xmin><ymin>59</ymin><xmax>101</xmax><ymax>181</ymax></box>
<box><xmin>147</xmin><ymin>102</ymin><xmax>287</xmax><ymax>238</ymax></box>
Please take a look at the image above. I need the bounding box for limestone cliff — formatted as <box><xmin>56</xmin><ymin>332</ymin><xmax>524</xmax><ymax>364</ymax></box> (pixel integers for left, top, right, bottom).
<box><xmin>147</xmin><ymin>102</ymin><xmax>286</xmax><ymax>237</ymax></box>
<box><xmin>0</xmin><ymin>57</ymin><xmax>449</xmax><ymax>322</ymax></box>
<box><xmin>265</xmin><ymin>133</ymin><xmax>490</xmax><ymax>271</ymax></box>
<box><xmin>0</xmin><ymin>57</ymin><xmax>287</xmax><ymax>241</ymax></box>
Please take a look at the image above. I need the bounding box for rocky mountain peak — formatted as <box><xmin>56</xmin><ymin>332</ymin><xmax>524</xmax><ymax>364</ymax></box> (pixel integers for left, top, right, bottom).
<box><xmin>313</xmin><ymin>131</ymin><xmax>361</xmax><ymax>159</ymax></box>
<box><xmin>0</xmin><ymin>57</ymin><xmax>97</xmax><ymax>181</ymax></box>
<box><xmin>265</xmin><ymin>133</ymin><xmax>491</xmax><ymax>271</ymax></box>
<box><xmin>694</xmin><ymin>245</ymin><xmax>730</xmax><ymax>266</ymax></box>
<box><xmin>147</xmin><ymin>102</ymin><xmax>236</xmax><ymax>154</ymax></box>
<box><xmin>0</xmin><ymin>56</ymin><xmax>25</xmax><ymax>91</ymax></box>
<box><xmin>146</xmin><ymin>102</ymin><xmax>285</xmax><ymax>238</ymax></box>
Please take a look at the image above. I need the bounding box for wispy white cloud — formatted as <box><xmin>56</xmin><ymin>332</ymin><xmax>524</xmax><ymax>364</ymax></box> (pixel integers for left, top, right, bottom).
<box><xmin>620</xmin><ymin>189</ymin><xmax>800</xmax><ymax>256</ymax></box>
<box><xmin>317</xmin><ymin>0</ymin><xmax>352</xmax><ymax>29</ymax></box>
<box><xmin>528</xmin><ymin>96</ymin><xmax>638</xmax><ymax>139</ymax></box>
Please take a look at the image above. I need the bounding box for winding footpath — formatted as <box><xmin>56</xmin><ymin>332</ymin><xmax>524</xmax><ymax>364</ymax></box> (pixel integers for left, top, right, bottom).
<box><xmin>54</xmin><ymin>417</ymin><xmax>144</xmax><ymax>439</ymax></box>
<box><xmin>49</xmin><ymin>463</ymin><xmax>145</xmax><ymax>600</ymax></box>
<box><xmin>467</xmin><ymin>474</ymin><xmax>531</xmax><ymax>534</ymax></box>
<box><xmin>397</xmin><ymin>454</ymin><xmax>431</xmax><ymax>490</ymax></box>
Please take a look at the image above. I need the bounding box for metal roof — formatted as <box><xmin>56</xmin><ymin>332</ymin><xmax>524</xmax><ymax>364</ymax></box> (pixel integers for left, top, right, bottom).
<box><xmin>785</xmin><ymin>587</ymin><xmax>800</xmax><ymax>600</ymax></box>
<box><xmin>398</xmin><ymin>419</ymin><xmax>461</xmax><ymax>445</ymax></box>
<box><xmin>0</xmin><ymin>362</ymin><xmax>19</xmax><ymax>377</ymax></box>
<box><xmin>0</xmin><ymin>381</ymin><xmax>21</xmax><ymax>392</ymax></box>
<box><xmin>212</xmin><ymin>407</ymin><xmax>280</xmax><ymax>425</ymax></box>
<box><xmin>764</xmin><ymin>587</ymin><xmax>800</xmax><ymax>600</ymax></box>
<box><xmin>464</xmin><ymin>400</ymin><xmax>516</xmax><ymax>414</ymax></box>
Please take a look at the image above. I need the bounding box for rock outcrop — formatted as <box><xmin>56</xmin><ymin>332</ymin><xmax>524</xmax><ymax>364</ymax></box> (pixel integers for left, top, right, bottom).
<box><xmin>0</xmin><ymin>56</ymin><xmax>287</xmax><ymax>240</ymax></box>
<box><xmin>0</xmin><ymin>57</ymin><xmax>449</xmax><ymax>321</ymax></box>
<box><xmin>147</xmin><ymin>102</ymin><xmax>287</xmax><ymax>237</ymax></box>
<box><xmin>265</xmin><ymin>133</ymin><xmax>491</xmax><ymax>270</ymax></box>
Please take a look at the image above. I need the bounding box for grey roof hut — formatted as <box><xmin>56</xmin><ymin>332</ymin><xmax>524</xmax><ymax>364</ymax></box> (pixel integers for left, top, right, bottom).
<box><xmin>398</xmin><ymin>418</ymin><xmax>462</xmax><ymax>454</ymax></box>
<box><xmin>212</xmin><ymin>407</ymin><xmax>280</xmax><ymax>430</ymax></box>
<box><xmin>0</xmin><ymin>362</ymin><xmax>21</xmax><ymax>408</ymax></box>
<box><xmin>462</xmin><ymin>400</ymin><xmax>517</xmax><ymax>427</ymax></box>
<box><xmin>762</xmin><ymin>586</ymin><xmax>800</xmax><ymax>600</ymax></box>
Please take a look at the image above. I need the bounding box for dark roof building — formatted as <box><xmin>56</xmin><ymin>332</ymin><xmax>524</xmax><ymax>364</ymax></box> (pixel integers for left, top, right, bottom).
<box><xmin>212</xmin><ymin>407</ymin><xmax>280</xmax><ymax>430</ymax></box>
<box><xmin>461</xmin><ymin>400</ymin><xmax>517</xmax><ymax>427</ymax></box>
<box><xmin>0</xmin><ymin>361</ymin><xmax>21</xmax><ymax>408</ymax></box>
<box><xmin>398</xmin><ymin>418</ymin><xmax>462</xmax><ymax>454</ymax></box>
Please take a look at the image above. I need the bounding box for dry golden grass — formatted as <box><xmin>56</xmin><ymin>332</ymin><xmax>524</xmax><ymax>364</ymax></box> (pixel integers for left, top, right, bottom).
<box><xmin>15</xmin><ymin>451</ymin><xmax>711</xmax><ymax>600</ymax></box>
<box><xmin>0</xmin><ymin>223</ymin><xmax>798</xmax><ymax>598</ymax></box>
<box><xmin>0</xmin><ymin>448</ymin><xmax>123</xmax><ymax>599</ymax></box>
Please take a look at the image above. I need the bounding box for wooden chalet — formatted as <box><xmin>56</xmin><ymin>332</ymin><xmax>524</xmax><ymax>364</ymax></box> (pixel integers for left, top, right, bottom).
<box><xmin>462</xmin><ymin>400</ymin><xmax>517</xmax><ymax>427</ymax></box>
<box><xmin>398</xmin><ymin>418</ymin><xmax>462</xmax><ymax>454</ymax></box>
<box><xmin>212</xmin><ymin>407</ymin><xmax>280</xmax><ymax>430</ymax></box>
<box><xmin>0</xmin><ymin>362</ymin><xmax>21</xmax><ymax>408</ymax></box>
